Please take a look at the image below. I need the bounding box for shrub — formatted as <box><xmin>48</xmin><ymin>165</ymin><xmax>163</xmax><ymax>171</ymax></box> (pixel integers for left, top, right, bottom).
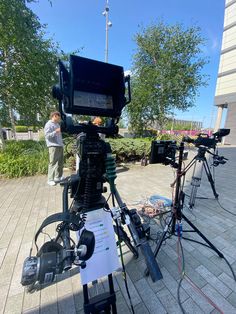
<box><xmin>28</xmin><ymin>126</ymin><xmax>39</xmax><ymax>132</ymax></box>
<box><xmin>63</xmin><ymin>137</ymin><xmax>152</xmax><ymax>166</ymax></box>
<box><xmin>0</xmin><ymin>140</ymin><xmax>48</xmax><ymax>178</ymax></box>
<box><xmin>156</xmin><ymin>133</ymin><xmax>174</xmax><ymax>141</ymax></box>
<box><xmin>15</xmin><ymin>126</ymin><xmax>28</xmax><ymax>132</ymax></box>
<box><xmin>107</xmin><ymin>138</ymin><xmax>151</xmax><ymax>162</ymax></box>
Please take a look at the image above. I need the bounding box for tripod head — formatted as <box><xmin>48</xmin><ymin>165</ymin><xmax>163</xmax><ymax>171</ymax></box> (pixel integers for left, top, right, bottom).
<box><xmin>194</xmin><ymin>145</ymin><xmax>228</xmax><ymax>167</ymax></box>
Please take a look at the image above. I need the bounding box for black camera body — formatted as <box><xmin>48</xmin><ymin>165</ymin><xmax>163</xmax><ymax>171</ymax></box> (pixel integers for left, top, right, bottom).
<box><xmin>183</xmin><ymin>128</ymin><xmax>230</xmax><ymax>149</ymax></box>
<box><xmin>70</xmin><ymin>130</ymin><xmax>110</xmax><ymax>211</ymax></box>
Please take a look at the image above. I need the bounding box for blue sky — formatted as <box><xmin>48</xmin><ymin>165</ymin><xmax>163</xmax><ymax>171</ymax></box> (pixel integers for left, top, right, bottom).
<box><xmin>29</xmin><ymin>0</ymin><xmax>226</xmax><ymax>128</ymax></box>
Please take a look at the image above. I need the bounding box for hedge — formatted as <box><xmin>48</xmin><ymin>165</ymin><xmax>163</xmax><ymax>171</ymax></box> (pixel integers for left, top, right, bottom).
<box><xmin>0</xmin><ymin>135</ymin><xmax>187</xmax><ymax>178</ymax></box>
<box><xmin>7</xmin><ymin>126</ymin><xmax>39</xmax><ymax>132</ymax></box>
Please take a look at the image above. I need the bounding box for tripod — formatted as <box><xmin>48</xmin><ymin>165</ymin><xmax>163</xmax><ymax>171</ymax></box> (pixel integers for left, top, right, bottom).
<box><xmin>145</xmin><ymin>142</ymin><xmax>224</xmax><ymax>277</ymax></box>
<box><xmin>184</xmin><ymin>146</ymin><xmax>218</xmax><ymax>209</ymax></box>
<box><xmin>69</xmin><ymin>129</ymin><xmax>162</xmax><ymax>313</ymax></box>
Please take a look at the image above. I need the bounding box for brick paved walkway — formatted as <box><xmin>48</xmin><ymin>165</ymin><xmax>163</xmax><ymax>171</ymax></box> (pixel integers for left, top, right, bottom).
<box><xmin>0</xmin><ymin>147</ymin><xmax>236</xmax><ymax>314</ymax></box>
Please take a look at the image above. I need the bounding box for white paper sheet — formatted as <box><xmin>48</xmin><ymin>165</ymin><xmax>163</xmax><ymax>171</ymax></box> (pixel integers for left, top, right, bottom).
<box><xmin>78</xmin><ymin>208</ymin><xmax>120</xmax><ymax>285</ymax></box>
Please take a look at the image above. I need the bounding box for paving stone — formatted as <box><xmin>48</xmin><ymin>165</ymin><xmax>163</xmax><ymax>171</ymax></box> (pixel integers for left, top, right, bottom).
<box><xmin>202</xmin><ymin>284</ymin><xmax>236</xmax><ymax>313</ymax></box>
<box><xmin>115</xmin><ymin>291</ymin><xmax>131</xmax><ymax>314</ymax></box>
<box><xmin>181</xmin><ymin>250</ymin><xmax>202</xmax><ymax>269</ymax></box>
<box><xmin>57</xmin><ymin>294</ymin><xmax>76</xmax><ymax>314</ymax></box>
<box><xmin>134</xmin><ymin>256</ymin><xmax>165</xmax><ymax>293</ymax></box>
<box><xmin>160</xmin><ymin>267</ymin><xmax>189</xmax><ymax>303</ymax></box>
<box><xmin>181</xmin><ymin>279</ymin><xmax>213</xmax><ymax>313</ymax></box>
<box><xmin>133</xmin><ymin>302</ymin><xmax>149</xmax><ymax>314</ymax></box>
<box><xmin>0</xmin><ymin>284</ymin><xmax>9</xmax><ymax>314</ymax></box>
<box><xmin>181</xmin><ymin>297</ymin><xmax>207</xmax><ymax>314</ymax></box>
<box><xmin>3</xmin><ymin>293</ymin><xmax>24</xmax><ymax>314</ymax></box>
<box><xmin>218</xmin><ymin>272</ymin><xmax>236</xmax><ymax>292</ymax></box>
<box><xmin>115</xmin><ymin>272</ymin><xmax>141</xmax><ymax>307</ymax></box>
<box><xmin>40</xmin><ymin>283</ymin><xmax>58</xmax><ymax>312</ymax></box>
<box><xmin>209</xmin><ymin>255</ymin><xmax>234</xmax><ymax>277</ymax></box>
<box><xmin>196</xmin><ymin>265</ymin><xmax>232</xmax><ymax>298</ymax></box>
<box><xmin>190</xmin><ymin>249</ymin><xmax>223</xmax><ymax>277</ymax></box>
<box><xmin>134</xmin><ymin>278</ymin><xmax>167</xmax><ymax>314</ymax></box>
<box><xmin>22</xmin><ymin>289</ymin><xmax>40</xmax><ymax>313</ymax></box>
<box><xmin>71</xmin><ymin>274</ymin><xmax>84</xmax><ymax>313</ymax></box>
<box><xmin>184</xmin><ymin>263</ymin><xmax>207</xmax><ymax>289</ymax></box>
<box><xmin>156</xmin><ymin>287</ymin><xmax>182</xmax><ymax>314</ymax></box>
<box><xmin>227</xmin><ymin>291</ymin><xmax>236</xmax><ymax>308</ymax></box>
<box><xmin>22</xmin><ymin>307</ymin><xmax>39</xmax><ymax>314</ymax></box>
<box><xmin>157</xmin><ymin>250</ymin><xmax>180</xmax><ymax>280</ymax></box>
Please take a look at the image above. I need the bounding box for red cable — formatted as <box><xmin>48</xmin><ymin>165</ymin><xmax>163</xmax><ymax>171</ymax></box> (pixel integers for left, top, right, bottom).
<box><xmin>176</xmin><ymin>236</ymin><xmax>224</xmax><ymax>314</ymax></box>
<box><xmin>185</xmin><ymin>275</ymin><xmax>224</xmax><ymax>314</ymax></box>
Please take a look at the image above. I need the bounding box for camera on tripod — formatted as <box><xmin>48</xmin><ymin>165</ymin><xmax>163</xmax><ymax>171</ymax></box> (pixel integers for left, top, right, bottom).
<box><xmin>22</xmin><ymin>55</ymin><xmax>163</xmax><ymax>313</ymax></box>
<box><xmin>183</xmin><ymin>128</ymin><xmax>230</xmax><ymax>149</ymax></box>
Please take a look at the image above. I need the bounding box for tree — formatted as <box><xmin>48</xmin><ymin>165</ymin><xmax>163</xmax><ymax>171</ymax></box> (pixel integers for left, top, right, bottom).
<box><xmin>0</xmin><ymin>0</ymin><xmax>59</xmax><ymax>138</ymax></box>
<box><xmin>127</xmin><ymin>22</ymin><xmax>208</xmax><ymax>136</ymax></box>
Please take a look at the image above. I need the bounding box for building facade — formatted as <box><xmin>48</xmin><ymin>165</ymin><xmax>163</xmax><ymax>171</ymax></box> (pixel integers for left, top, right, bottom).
<box><xmin>214</xmin><ymin>0</ymin><xmax>236</xmax><ymax>144</ymax></box>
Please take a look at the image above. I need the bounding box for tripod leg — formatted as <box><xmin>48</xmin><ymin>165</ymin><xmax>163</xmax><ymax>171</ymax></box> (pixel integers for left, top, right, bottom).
<box><xmin>203</xmin><ymin>159</ymin><xmax>219</xmax><ymax>199</ymax></box>
<box><xmin>145</xmin><ymin>215</ymin><xmax>174</xmax><ymax>276</ymax></box>
<box><xmin>188</xmin><ymin>160</ymin><xmax>203</xmax><ymax>208</ymax></box>
<box><xmin>189</xmin><ymin>184</ymin><xmax>198</xmax><ymax>208</ymax></box>
<box><xmin>113</xmin><ymin>224</ymin><xmax>139</xmax><ymax>258</ymax></box>
<box><xmin>182</xmin><ymin>213</ymin><xmax>224</xmax><ymax>258</ymax></box>
<box><xmin>83</xmin><ymin>284</ymin><xmax>90</xmax><ymax>314</ymax></box>
<box><xmin>108</xmin><ymin>274</ymin><xmax>117</xmax><ymax>314</ymax></box>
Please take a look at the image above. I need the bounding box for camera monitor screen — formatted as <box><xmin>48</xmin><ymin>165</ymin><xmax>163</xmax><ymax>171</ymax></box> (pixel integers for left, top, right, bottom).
<box><xmin>67</xmin><ymin>55</ymin><xmax>126</xmax><ymax>117</ymax></box>
<box><xmin>74</xmin><ymin>91</ymin><xmax>113</xmax><ymax>110</ymax></box>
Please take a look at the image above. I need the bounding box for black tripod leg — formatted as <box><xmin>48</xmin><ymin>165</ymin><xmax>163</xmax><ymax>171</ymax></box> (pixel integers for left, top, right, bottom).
<box><xmin>145</xmin><ymin>215</ymin><xmax>174</xmax><ymax>276</ymax></box>
<box><xmin>113</xmin><ymin>224</ymin><xmax>139</xmax><ymax>258</ymax></box>
<box><xmin>203</xmin><ymin>159</ymin><xmax>219</xmax><ymax>199</ymax></box>
<box><xmin>83</xmin><ymin>284</ymin><xmax>90</xmax><ymax>314</ymax></box>
<box><xmin>108</xmin><ymin>274</ymin><xmax>117</xmax><ymax>314</ymax></box>
<box><xmin>182</xmin><ymin>213</ymin><xmax>224</xmax><ymax>258</ymax></box>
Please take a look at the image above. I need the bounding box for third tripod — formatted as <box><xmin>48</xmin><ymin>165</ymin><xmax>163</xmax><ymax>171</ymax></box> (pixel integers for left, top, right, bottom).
<box><xmin>184</xmin><ymin>146</ymin><xmax>218</xmax><ymax>209</ymax></box>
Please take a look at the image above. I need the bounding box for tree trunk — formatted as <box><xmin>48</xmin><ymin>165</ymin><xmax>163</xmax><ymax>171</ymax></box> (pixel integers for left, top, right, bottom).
<box><xmin>3</xmin><ymin>50</ymin><xmax>16</xmax><ymax>140</ymax></box>
<box><xmin>0</xmin><ymin>122</ymin><xmax>6</xmax><ymax>150</ymax></box>
<box><xmin>8</xmin><ymin>104</ymin><xmax>16</xmax><ymax>139</ymax></box>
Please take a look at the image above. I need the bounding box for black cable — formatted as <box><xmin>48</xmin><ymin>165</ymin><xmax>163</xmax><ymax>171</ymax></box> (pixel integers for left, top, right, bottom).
<box><xmin>223</xmin><ymin>255</ymin><xmax>236</xmax><ymax>282</ymax></box>
<box><xmin>177</xmin><ymin>237</ymin><xmax>186</xmax><ymax>314</ymax></box>
<box><xmin>205</xmin><ymin>152</ymin><xmax>236</xmax><ymax>216</ymax></box>
<box><xmin>111</xmin><ymin>194</ymin><xmax>135</xmax><ymax>314</ymax></box>
<box><xmin>177</xmin><ymin>276</ymin><xmax>186</xmax><ymax>314</ymax></box>
<box><xmin>216</xmin><ymin>199</ymin><xmax>236</xmax><ymax>216</ymax></box>
<box><xmin>102</xmin><ymin>193</ymin><xmax>112</xmax><ymax>212</ymax></box>
<box><xmin>179</xmin><ymin>236</ymin><xmax>211</xmax><ymax>249</ymax></box>
<box><xmin>176</xmin><ymin>235</ymin><xmax>236</xmax><ymax>282</ymax></box>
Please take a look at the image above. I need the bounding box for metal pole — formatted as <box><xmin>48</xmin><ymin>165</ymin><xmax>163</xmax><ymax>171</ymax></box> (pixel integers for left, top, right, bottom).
<box><xmin>105</xmin><ymin>1</ymin><xmax>109</xmax><ymax>62</ymax></box>
<box><xmin>103</xmin><ymin>0</ymin><xmax>111</xmax><ymax>63</ymax></box>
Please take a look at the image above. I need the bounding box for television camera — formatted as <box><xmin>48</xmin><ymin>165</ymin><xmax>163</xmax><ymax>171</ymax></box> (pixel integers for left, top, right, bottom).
<box><xmin>182</xmin><ymin>128</ymin><xmax>230</xmax><ymax>149</ymax></box>
<box><xmin>181</xmin><ymin>129</ymin><xmax>230</xmax><ymax>208</ymax></box>
<box><xmin>21</xmin><ymin>55</ymin><xmax>162</xmax><ymax>313</ymax></box>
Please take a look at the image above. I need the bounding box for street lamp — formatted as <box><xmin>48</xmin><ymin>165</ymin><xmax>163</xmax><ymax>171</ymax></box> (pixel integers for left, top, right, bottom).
<box><xmin>102</xmin><ymin>0</ymin><xmax>112</xmax><ymax>63</ymax></box>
